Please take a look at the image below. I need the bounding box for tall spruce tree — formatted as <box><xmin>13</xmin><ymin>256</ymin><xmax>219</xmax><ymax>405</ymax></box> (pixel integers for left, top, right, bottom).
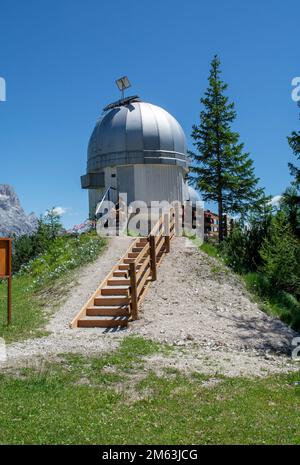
<box><xmin>190</xmin><ymin>55</ymin><xmax>264</xmax><ymax>241</ymax></box>
<box><xmin>284</xmin><ymin>102</ymin><xmax>300</xmax><ymax>238</ymax></box>
<box><xmin>288</xmin><ymin>102</ymin><xmax>300</xmax><ymax>186</ymax></box>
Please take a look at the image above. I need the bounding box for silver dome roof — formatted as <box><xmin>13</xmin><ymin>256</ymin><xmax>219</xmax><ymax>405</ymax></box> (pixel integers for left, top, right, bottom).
<box><xmin>87</xmin><ymin>100</ymin><xmax>188</xmax><ymax>172</ymax></box>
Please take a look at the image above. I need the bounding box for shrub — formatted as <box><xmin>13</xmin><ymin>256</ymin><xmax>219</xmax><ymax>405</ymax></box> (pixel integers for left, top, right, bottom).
<box><xmin>12</xmin><ymin>210</ymin><xmax>64</xmax><ymax>273</ymax></box>
<box><xmin>245</xmin><ymin>272</ymin><xmax>300</xmax><ymax>330</ymax></box>
<box><xmin>220</xmin><ymin>214</ymin><xmax>272</xmax><ymax>274</ymax></box>
<box><xmin>20</xmin><ymin>232</ymin><xmax>106</xmax><ymax>290</ymax></box>
<box><xmin>220</xmin><ymin>223</ymin><xmax>248</xmax><ymax>273</ymax></box>
<box><xmin>280</xmin><ymin>186</ymin><xmax>300</xmax><ymax>238</ymax></box>
<box><xmin>260</xmin><ymin>212</ymin><xmax>300</xmax><ymax>297</ymax></box>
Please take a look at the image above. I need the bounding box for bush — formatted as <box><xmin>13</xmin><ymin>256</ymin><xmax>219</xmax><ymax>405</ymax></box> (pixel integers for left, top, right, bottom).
<box><xmin>245</xmin><ymin>272</ymin><xmax>300</xmax><ymax>330</ymax></box>
<box><xmin>220</xmin><ymin>214</ymin><xmax>272</xmax><ymax>274</ymax></box>
<box><xmin>280</xmin><ymin>186</ymin><xmax>300</xmax><ymax>238</ymax></box>
<box><xmin>200</xmin><ymin>241</ymin><xmax>220</xmax><ymax>259</ymax></box>
<box><xmin>20</xmin><ymin>232</ymin><xmax>106</xmax><ymax>290</ymax></box>
<box><xmin>220</xmin><ymin>223</ymin><xmax>248</xmax><ymax>273</ymax></box>
<box><xmin>12</xmin><ymin>210</ymin><xmax>64</xmax><ymax>274</ymax></box>
<box><xmin>260</xmin><ymin>211</ymin><xmax>300</xmax><ymax>297</ymax></box>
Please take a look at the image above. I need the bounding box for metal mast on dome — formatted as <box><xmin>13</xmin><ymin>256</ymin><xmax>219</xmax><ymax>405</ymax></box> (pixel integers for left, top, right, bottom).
<box><xmin>103</xmin><ymin>76</ymin><xmax>140</xmax><ymax>112</ymax></box>
<box><xmin>116</xmin><ymin>76</ymin><xmax>131</xmax><ymax>99</ymax></box>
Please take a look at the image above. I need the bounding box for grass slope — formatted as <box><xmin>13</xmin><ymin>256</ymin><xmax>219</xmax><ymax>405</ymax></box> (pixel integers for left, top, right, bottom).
<box><xmin>0</xmin><ymin>336</ymin><xmax>299</xmax><ymax>445</ymax></box>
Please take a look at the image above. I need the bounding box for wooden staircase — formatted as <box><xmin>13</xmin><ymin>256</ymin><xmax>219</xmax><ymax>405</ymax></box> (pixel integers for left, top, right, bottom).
<box><xmin>70</xmin><ymin>210</ymin><xmax>175</xmax><ymax>329</ymax></box>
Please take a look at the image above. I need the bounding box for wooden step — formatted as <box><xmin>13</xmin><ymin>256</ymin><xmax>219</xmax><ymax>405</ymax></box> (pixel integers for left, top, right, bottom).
<box><xmin>78</xmin><ymin>316</ymin><xmax>128</xmax><ymax>328</ymax></box>
<box><xmin>94</xmin><ymin>295</ymin><xmax>130</xmax><ymax>306</ymax></box>
<box><xmin>137</xmin><ymin>238</ymin><xmax>148</xmax><ymax>243</ymax></box>
<box><xmin>86</xmin><ymin>306</ymin><xmax>129</xmax><ymax>317</ymax></box>
<box><xmin>119</xmin><ymin>263</ymin><xmax>141</xmax><ymax>270</ymax></box>
<box><xmin>128</xmin><ymin>252</ymin><xmax>139</xmax><ymax>258</ymax></box>
<box><xmin>107</xmin><ymin>278</ymin><xmax>130</xmax><ymax>286</ymax></box>
<box><xmin>119</xmin><ymin>264</ymin><xmax>130</xmax><ymax>270</ymax></box>
<box><xmin>101</xmin><ymin>286</ymin><xmax>129</xmax><ymax>296</ymax></box>
<box><xmin>113</xmin><ymin>270</ymin><xmax>128</xmax><ymax>277</ymax></box>
<box><xmin>132</xmin><ymin>247</ymin><xmax>144</xmax><ymax>253</ymax></box>
<box><xmin>124</xmin><ymin>258</ymin><xmax>135</xmax><ymax>264</ymax></box>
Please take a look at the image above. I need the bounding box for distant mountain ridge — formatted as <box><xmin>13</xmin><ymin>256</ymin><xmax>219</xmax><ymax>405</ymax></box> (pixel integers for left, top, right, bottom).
<box><xmin>0</xmin><ymin>184</ymin><xmax>38</xmax><ymax>237</ymax></box>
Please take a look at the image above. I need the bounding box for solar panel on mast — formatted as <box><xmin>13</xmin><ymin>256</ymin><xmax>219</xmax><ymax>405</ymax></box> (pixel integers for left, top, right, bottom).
<box><xmin>115</xmin><ymin>76</ymin><xmax>131</xmax><ymax>99</ymax></box>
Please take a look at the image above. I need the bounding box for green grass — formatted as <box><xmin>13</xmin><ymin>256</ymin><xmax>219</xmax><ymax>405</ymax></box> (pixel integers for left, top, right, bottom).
<box><xmin>244</xmin><ymin>272</ymin><xmax>300</xmax><ymax>330</ymax></box>
<box><xmin>0</xmin><ymin>233</ymin><xmax>107</xmax><ymax>342</ymax></box>
<box><xmin>0</xmin><ymin>275</ymin><xmax>48</xmax><ymax>342</ymax></box>
<box><xmin>200</xmin><ymin>241</ymin><xmax>220</xmax><ymax>259</ymax></box>
<box><xmin>0</xmin><ymin>335</ymin><xmax>299</xmax><ymax>445</ymax></box>
<box><xmin>20</xmin><ymin>232</ymin><xmax>107</xmax><ymax>290</ymax></box>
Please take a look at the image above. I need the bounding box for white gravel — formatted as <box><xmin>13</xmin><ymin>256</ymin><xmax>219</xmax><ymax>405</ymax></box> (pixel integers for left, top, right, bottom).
<box><xmin>129</xmin><ymin>237</ymin><xmax>299</xmax><ymax>376</ymax></box>
<box><xmin>1</xmin><ymin>236</ymin><xmax>299</xmax><ymax>377</ymax></box>
<box><xmin>133</xmin><ymin>237</ymin><xmax>296</xmax><ymax>353</ymax></box>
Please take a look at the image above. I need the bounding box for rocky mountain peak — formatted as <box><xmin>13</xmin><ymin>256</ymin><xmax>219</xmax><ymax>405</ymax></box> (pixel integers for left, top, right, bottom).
<box><xmin>0</xmin><ymin>184</ymin><xmax>38</xmax><ymax>237</ymax></box>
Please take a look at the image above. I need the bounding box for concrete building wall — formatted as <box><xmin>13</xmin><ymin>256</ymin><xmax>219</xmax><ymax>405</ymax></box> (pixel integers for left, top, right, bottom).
<box><xmin>117</xmin><ymin>165</ymin><xmax>135</xmax><ymax>204</ymax></box>
<box><xmin>133</xmin><ymin>165</ymin><xmax>186</xmax><ymax>205</ymax></box>
<box><xmin>89</xmin><ymin>164</ymin><xmax>188</xmax><ymax>217</ymax></box>
<box><xmin>88</xmin><ymin>187</ymin><xmax>104</xmax><ymax>218</ymax></box>
<box><xmin>116</xmin><ymin>164</ymin><xmax>186</xmax><ymax>207</ymax></box>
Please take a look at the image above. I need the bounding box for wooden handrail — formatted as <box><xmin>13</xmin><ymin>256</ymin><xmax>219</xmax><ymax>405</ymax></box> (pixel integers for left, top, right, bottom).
<box><xmin>132</xmin><ymin>242</ymin><xmax>150</xmax><ymax>266</ymax></box>
<box><xmin>136</xmin><ymin>255</ymin><xmax>151</xmax><ymax>281</ymax></box>
<box><xmin>129</xmin><ymin>262</ymin><xmax>138</xmax><ymax>320</ymax></box>
<box><xmin>137</xmin><ymin>267</ymin><xmax>151</xmax><ymax>296</ymax></box>
<box><xmin>126</xmin><ymin>209</ymin><xmax>175</xmax><ymax>319</ymax></box>
<box><xmin>149</xmin><ymin>234</ymin><xmax>157</xmax><ymax>281</ymax></box>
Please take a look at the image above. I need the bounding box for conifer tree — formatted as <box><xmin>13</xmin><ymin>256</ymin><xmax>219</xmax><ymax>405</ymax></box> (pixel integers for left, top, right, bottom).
<box><xmin>288</xmin><ymin>102</ymin><xmax>300</xmax><ymax>186</ymax></box>
<box><xmin>44</xmin><ymin>207</ymin><xmax>63</xmax><ymax>239</ymax></box>
<box><xmin>190</xmin><ymin>55</ymin><xmax>264</xmax><ymax>241</ymax></box>
<box><xmin>260</xmin><ymin>211</ymin><xmax>300</xmax><ymax>297</ymax></box>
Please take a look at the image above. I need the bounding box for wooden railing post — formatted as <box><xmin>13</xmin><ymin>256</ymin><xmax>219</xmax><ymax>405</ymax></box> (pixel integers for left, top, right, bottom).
<box><xmin>164</xmin><ymin>212</ymin><xmax>170</xmax><ymax>253</ymax></box>
<box><xmin>165</xmin><ymin>235</ymin><xmax>170</xmax><ymax>253</ymax></box>
<box><xmin>149</xmin><ymin>234</ymin><xmax>157</xmax><ymax>281</ymax></box>
<box><xmin>129</xmin><ymin>262</ymin><xmax>138</xmax><ymax>320</ymax></box>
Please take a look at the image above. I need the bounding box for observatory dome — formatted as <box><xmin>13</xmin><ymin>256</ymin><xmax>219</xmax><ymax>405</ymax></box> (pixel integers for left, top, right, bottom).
<box><xmin>87</xmin><ymin>99</ymin><xmax>188</xmax><ymax>172</ymax></box>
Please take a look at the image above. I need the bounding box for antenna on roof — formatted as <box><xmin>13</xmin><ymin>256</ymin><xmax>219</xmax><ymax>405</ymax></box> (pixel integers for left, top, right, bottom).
<box><xmin>115</xmin><ymin>76</ymin><xmax>131</xmax><ymax>99</ymax></box>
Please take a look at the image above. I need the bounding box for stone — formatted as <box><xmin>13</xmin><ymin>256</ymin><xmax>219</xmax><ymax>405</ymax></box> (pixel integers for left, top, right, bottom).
<box><xmin>0</xmin><ymin>184</ymin><xmax>38</xmax><ymax>237</ymax></box>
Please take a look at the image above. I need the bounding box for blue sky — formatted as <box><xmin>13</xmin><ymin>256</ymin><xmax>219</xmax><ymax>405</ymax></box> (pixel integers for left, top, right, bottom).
<box><xmin>0</xmin><ymin>0</ymin><xmax>299</xmax><ymax>228</ymax></box>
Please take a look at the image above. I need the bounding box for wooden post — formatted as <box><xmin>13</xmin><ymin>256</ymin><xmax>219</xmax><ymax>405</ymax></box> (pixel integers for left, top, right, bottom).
<box><xmin>129</xmin><ymin>262</ymin><xmax>138</xmax><ymax>320</ymax></box>
<box><xmin>164</xmin><ymin>213</ymin><xmax>170</xmax><ymax>253</ymax></box>
<box><xmin>165</xmin><ymin>235</ymin><xmax>170</xmax><ymax>253</ymax></box>
<box><xmin>0</xmin><ymin>238</ymin><xmax>12</xmax><ymax>325</ymax></box>
<box><xmin>149</xmin><ymin>234</ymin><xmax>157</xmax><ymax>281</ymax></box>
<box><xmin>7</xmin><ymin>276</ymin><xmax>12</xmax><ymax>324</ymax></box>
<box><xmin>7</xmin><ymin>239</ymin><xmax>12</xmax><ymax>324</ymax></box>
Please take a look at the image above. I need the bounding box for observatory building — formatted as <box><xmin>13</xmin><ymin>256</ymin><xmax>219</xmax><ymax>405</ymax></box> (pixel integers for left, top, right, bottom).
<box><xmin>81</xmin><ymin>92</ymin><xmax>190</xmax><ymax>218</ymax></box>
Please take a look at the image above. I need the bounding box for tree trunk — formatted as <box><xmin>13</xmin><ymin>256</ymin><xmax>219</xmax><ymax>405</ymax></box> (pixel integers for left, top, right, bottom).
<box><xmin>218</xmin><ymin>198</ymin><xmax>223</xmax><ymax>242</ymax></box>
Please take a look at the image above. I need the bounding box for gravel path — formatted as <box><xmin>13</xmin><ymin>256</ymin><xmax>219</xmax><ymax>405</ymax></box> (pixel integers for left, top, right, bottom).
<box><xmin>134</xmin><ymin>237</ymin><xmax>296</xmax><ymax>353</ymax></box>
<box><xmin>1</xmin><ymin>236</ymin><xmax>298</xmax><ymax>377</ymax></box>
<box><xmin>130</xmin><ymin>237</ymin><xmax>298</xmax><ymax>376</ymax></box>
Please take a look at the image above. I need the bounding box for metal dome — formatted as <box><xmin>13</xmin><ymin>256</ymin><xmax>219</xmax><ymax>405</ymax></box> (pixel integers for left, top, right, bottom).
<box><xmin>87</xmin><ymin>99</ymin><xmax>188</xmax><ymax>173</ymax></box>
